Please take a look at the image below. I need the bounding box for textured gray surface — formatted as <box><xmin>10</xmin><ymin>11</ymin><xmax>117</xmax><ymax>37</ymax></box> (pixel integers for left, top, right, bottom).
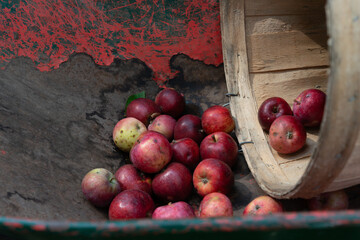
<box><xmin>1</xmin><ymin>53</ymin><xmax>358</xmax><ymax>221</ymax></box>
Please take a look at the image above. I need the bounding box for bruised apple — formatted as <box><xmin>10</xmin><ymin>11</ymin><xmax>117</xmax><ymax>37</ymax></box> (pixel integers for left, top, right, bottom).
<box><xmin>115</xmin><ymin>164</ymin><xmax>152</xmax><ymax>195</ymax></box>
<box><xmin>171</xmin><ymin>138</ymin><xmax>200</xmax><ymax>170</ymax></box>
<box><xmin>269</xmin><ymin>115</ymin><xmax>306</xmax><ymax>154</ymax></box>
<box><xmin>199</xmin><ymin>192</ymin><xmax>233</xmax><ymax>218</ymax></box>
<box><xmin>155</xmin><ymin>88</ymin><xmax>185</xmax><ymax>119</ymax></box>
<box><xmin>130</xmin><ymin>131</ymin><xmax>172</xmax><ymax>174</ymax></box>
<box><xmin>243</xmin><ymin>196</ymin><xmax>283</xmax><ymax>216</ymax></box>
<box><xmin>200</xmin><ymin>132</ymin><xmax>239</xmax><ymax>168</ymax></box>
<box><xmin>112</xmin><ymin>117</ymin><xmax>147</xmax><ymax>152</ymax></box>
<box><xmin>174</xmin><ymin>114</ymin><xmax>205</xmax><ymax>144</ymax></box>
<box><xmin>81</xmin><ymin>168</ymin><xmax>121</xmax><ymax>208</ymax></box>
<box><xmin>258</xmin><ymin>97</ymin><xmax>293</xmax><ymax>132</ymax></box>
<box><xmin>201</xmin><ymin>105</ymin><xmax>235</xmax><ymax>134</ymax></box>
<box><xmin>126</xmin><ymin>98</ymin><xmax>161</xmax><ymax>126</ymax></box>
<box><xmin>152</xmin><ymin>201</ymin><xmax>195</xmax><ymax>219</ymax></box>
<box><xmin>293</xmin><ymin>89</ymin><xmax>326</xmax><ymax>127</ymax></box>
<box><xmin>193</xmin><ymin>158</ymin><xmax>234</xmax><ymax>197</ymax></box>
<box><xmin>108</xmin><ymin>189</ymin><xmax>154</xmax><ymax>220</ymax></box>
<box><xmin>152</xmin><ymin>162</ymin><xmax>193</xmax><ymax>202</ymax></box>
<box><xmin>148</xmin><ymin>114</ymin><xmax>176</xmax><ymax>141</ymax></box>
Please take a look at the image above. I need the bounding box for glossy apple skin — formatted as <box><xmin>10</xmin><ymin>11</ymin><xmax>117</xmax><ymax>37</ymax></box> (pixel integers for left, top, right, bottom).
<box><xmin>174</xmin><ymin>114</ymin><xmax>205</xmax><ymax>144</ymax></box>
<box><xmin>243</xmin><ymin>196</ymin><xmax>283</xmax><ymax>216</ymax></box>
<box><xmin>108</xmin><ymin>189</ymin><xmax>154</xmax><ymax>220</ymax></box>
<box><xmin>152</xmin><ymin>201</ymin><xmax>195</xmax><ymax>219</ymax></box>
<box><xmin>155</xmin><ymin>88</ymin><xmax>185</xmax><ymax>119</ymax></box>
<box><xmin>126</xmin><ymin>98</ymin><xmax>161</xmax><ymax>126</ymax></box>
<box><xmin>193</xmin><ymin>158</ymin><xmax>234</xmax><ymax>197</ymax></box>
<box><xmin>201</xmin><ymin>105</ymin><xmax>235</xmax><ymax>134</ymax></box>
<box><xmin>293</xmin><ymin>89</ymin><xmax>326</xmax><ymax>127</ymax></box>
<box><xmin>307</xmin><ymin>190</ymin><xmax>349</xmax><ymax>211</ymax></box>
<box><xmin>148</xmin><ymin>115</ymin><xmax>176</xmax><ymax>141</ymax></box>
<box><xmin>199</xmin><ymin>192</ymin><xmax>233</xmax><ymax>218</ymax></box>
<box><xmin>115</xmin><ymin>164</ymin><xmax>152</xmax><ymax>195</ymax></box>
<box><xmin>200</xmin><ymin>132</ymin><xmax>239</xmax><ymax>168</ymax></box>
<box><xmin>258</xmin><ymin>97</ymin><xmax>293</xmax><ymax>131</ymax></box>
<box><xmin>81</xmin><ymin>168</ymin><xmax>121</xmax><ymax>208</ymax></box>
<box><xmin>112</xmin><ymin>117</ymin><xmax>147</xmax><ymax>152</ymax></box>
<box><xmin>171</xmin><ymin>138</ymin><xmax>200</xmax><ymax>170</ymax></box>
<box><xmin>130</xmin><ymin>131</ymin><xmax>172</xmax><ymax>174</ymax></box>
<box><xmin>152</xmin><ymin>162</ymin><xmax>193</xmax><ymax>202</ymax></box>
<box><xmin>269</xmin><ymin>115</ymin><xmax>307</xmax><ymax>154</ymax></box>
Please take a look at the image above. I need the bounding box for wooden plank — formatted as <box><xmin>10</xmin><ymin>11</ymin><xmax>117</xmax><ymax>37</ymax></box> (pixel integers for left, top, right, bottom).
<box><xmin>247</xmin><ymin>30</ymin><xmax>329</xmax><ymax>72</ymax></box>
<box><xmin>246</xmin><ymin>13</ymin><xmax>328</xmax><ymax>72</ymax></box>
<box><xmin>246</xmin><ymin>14</ymin><xmax>326</xmax><ymax>36</ymax></box>
<box><xmin>245</xmin><ymin>0</ymin><xmax>327</xmax><ymax>16</ymax></box>
<box><xmin>251</xmin><ymin>68</ymin><xmax>328</xmax><ymax>108</ymax></box>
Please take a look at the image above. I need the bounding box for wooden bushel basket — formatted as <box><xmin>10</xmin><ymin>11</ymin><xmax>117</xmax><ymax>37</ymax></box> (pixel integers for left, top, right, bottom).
<box><xmin>220</xmin><ymin>0</ymin><xmax>360</xmax><ymax>199</ymax></box>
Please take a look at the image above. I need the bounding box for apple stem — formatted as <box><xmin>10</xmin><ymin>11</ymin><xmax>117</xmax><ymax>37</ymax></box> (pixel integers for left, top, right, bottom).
<box><xmin>211</xmin><ymin>134</ymin><xmax>217</xmax><ymax>142</ymax></box>
<box><xmin>286</xmin><ymin>131</ymin><xmax>293</xmax><ymax>139</ymax></box>
<box><xmin>272</xmin><ymin>106</ymin><xmax>279</xmax><ymax>113</ymax></box>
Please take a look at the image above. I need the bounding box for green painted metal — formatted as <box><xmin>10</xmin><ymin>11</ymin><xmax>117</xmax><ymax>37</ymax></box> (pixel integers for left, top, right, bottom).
<box><xmin>1</xmin><ymin>210</ymin><xmax>360</xmax><ymax>240</ymax></box>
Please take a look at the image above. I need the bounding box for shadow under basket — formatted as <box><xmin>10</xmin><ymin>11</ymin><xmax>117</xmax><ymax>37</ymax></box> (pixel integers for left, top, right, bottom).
<box><xmin>220</xmin><ymin>0</ymin><xmax>360</xmax><ymax>199</ymax></box>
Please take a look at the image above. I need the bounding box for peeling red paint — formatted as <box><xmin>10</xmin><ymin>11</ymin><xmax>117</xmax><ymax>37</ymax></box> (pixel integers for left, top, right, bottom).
<box><xmin>0</xmin><ymin>0</ymin><xmax>222</xmax><ymax>85</ymax></box>
<box><xmin>32</xmin><ymin>224</ymin><xmax>46</xmax><ymax>231</ymax></box>
<box><xmin>3</xmin><ymin>221</ymin><xmax>23</xmax><ymax>229</ymax></box>
<box><xmin>284</xmin><ymin>213</ymin><xmax>297</xmax><ymax>220</ymax></box>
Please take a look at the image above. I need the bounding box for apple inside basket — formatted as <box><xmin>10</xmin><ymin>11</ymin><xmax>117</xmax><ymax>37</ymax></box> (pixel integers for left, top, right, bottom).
<box><xmin>220</xmin><ymin>0</ymin><xmax>360</xmax><ymax>199</ymax></box>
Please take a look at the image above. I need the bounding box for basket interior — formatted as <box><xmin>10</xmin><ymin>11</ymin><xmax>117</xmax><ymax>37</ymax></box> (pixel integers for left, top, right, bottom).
<box><xmin>245</xmin><ymin>0</ymin><xmax>329</xmax><ymax>188</ymax></box>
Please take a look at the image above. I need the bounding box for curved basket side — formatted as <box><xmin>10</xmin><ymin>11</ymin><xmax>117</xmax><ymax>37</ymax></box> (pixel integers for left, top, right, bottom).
<box><xmin>220</xmin><ymin>0</ymin><xmax>294</xmax><ymax>197</ymax></box>
<box><xmin>220</xmin><ymin>0</ymin><xmax>360</xmax><ymax>199</ymax></box>
<box><xmin>287</xmin><ymin>0</ymin><xmax>360</xmax><ymax>198</ymax></box>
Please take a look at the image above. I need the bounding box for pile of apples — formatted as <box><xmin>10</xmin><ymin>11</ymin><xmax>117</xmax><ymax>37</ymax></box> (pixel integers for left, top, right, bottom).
<box><xmin>81</xmin><ymin>88</ymin><xmax>241</xmax><ymax>220</ymax></box>
<box><xmin>81</xmin><ymin>87</ymin><xmax>350</xmax><ymax>220</ymax></box>
<box><xmin>258</xmin><ymin>88</ymin><xmax>327</xmax><ymax>154</ymax></box>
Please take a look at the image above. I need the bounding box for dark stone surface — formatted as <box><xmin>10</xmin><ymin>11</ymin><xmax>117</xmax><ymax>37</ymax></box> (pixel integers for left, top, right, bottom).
<box><xmin>1</xmin><ymin>54</ymin><xmax>359</xmax><ymax>221</ymax></box>
<box><xmin>0</xmin><ymin>53</ymin><xmax>258</xmax><ymax>220</ymax></box>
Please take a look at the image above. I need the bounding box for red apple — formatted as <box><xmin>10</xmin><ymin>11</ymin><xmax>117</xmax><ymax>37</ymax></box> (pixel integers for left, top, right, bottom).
<box><xmin>108</xmin><ymin>189</ymin><xmax>154</xmax><ymax>220</ymax></box>
<box><xmin>152</xmin><ymin>162</ymin><xmax>193</xmax><ymax>202</ymax></box>
<box><xmin>307</xmin><ymin>190</ymin><xmax>349</xmax><ymax>211</ymax></box>
<box><xmin>174</xmin><ymin>114</ymin><xmax>205</xmax><ymax>144</ymax></box>
<box><xmin>201</xmin><ymin>105</ymin><xmax>235</xmax><ymax>134</ymax></box>
<box><xmin>258</xmin><ymin>97</ymin><xmax>293</xmax><ymax>131</ymax></box>
<box><xmin>193</xmin><ymin>158</ymin><xmax>234</xmax><ymax>197</ymax></box>
<box><xmin>148</xmin><ymin>114</ymin><xmax>176</xmax><ymax>141</ymax></box>
<box><xmin>81</xmin><ymin>168</ymin><xmax>121</xmax><ymax>208</ymax></box>
<box><xmin>126</xmin><ymin>98</ymin><xmax>161</xmax><ymax>126</ymax></box>
<box><xmin>200</xmin><ymin>132</ymin><xmax>239</xmax><ymax>168</ymax></box>
<box><xmin>243</xmin><ymin>196</ymin><xmax>283</xmax><ymax>216</ymax></box>
<box><xmin>171</xmin><ymin>138</ymin><xmax>200</xmax><ymax>170</ymax></box>
<box><xmin>293</xmin><ymin>89</ymin><xmax>326</xmax><ymax>127</ymax></box>
<box><xmin>115</xmin><ymin>164</ymin><xmax>152</xmax><ymax>195</ymax></box>
<box><xmin>155</xmin><ymin>88</ymin><xmax>185</xmax><ymax>119</ymax></box>
<box><xmin>152</xmin><ymin>201</ymin><xmax>195</xmax><ymax>219</ymax></box>
<box><xmin>113</xmin><ymin>117</ymin><xmax>147</xmax><ymax>152</ymax></box>
<box><xmin>199</xmin><ymin>192</ymin><xmax>233</xmax><ymax>218</ymax></box>
<box><xmin>130</xmin><ymin>131</ymin><xmax>172</xmax><ymax>174</ymax></box>
<box><xmin>269</xmin><ymin>115</ymin><xmax>307</xmax><ymax>154</ymax></box>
